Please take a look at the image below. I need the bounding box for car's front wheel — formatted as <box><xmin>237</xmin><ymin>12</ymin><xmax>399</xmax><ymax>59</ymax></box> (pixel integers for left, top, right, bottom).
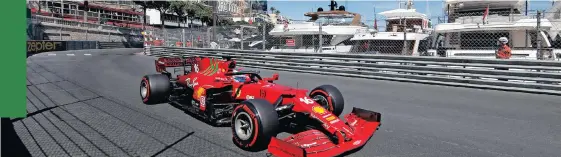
<box><xmin>309</xmin><ymin>85</ymin><xmax>345</xmax><ymax>116</ymax></box>
<box><xmin>231</xmin><ymin>99</ymin><xmax>279</xmax><ymax>151</ymax></box>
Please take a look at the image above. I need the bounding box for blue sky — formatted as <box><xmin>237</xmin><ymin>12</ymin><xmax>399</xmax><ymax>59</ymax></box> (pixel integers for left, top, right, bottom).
<box><xmin>267</xmin><ymin>0</ymin><xmax>556</xmax><ymax>28</ymax></box>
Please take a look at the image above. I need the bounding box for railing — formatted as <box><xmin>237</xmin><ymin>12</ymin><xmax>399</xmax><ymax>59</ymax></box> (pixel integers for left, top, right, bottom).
<box><xmin>455</xmin><ymin>14</ymin><xmax>533</xmax><ymax>24</ymax></box>
<box><xmin>32</xmin><ymin>15</ymin><xmax>144</xmax><ymax>35</ymax></box>
<box><xmin>146</xmin><ymin>46</ymin><xmax>561</xmax><ymax>95</ymax></box>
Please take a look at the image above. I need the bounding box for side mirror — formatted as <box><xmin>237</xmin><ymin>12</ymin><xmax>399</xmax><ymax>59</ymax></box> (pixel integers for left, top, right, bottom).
<box><xmin>272</xmin><ymin>73</ymin><xmax>279</xmax><ymax>80</ymax></box>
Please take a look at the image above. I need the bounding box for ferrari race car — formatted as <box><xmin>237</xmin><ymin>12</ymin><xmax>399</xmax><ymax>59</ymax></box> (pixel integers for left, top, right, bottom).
<box><xmin>140</xmin><ymin>56</ymin><xmax>382</xmax><ymax>157</ymax></box>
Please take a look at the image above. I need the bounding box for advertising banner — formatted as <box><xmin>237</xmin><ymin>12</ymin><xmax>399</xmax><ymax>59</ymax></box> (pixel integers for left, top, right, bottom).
<box><xmin>27</xmin><ymin>40</ymin><xmax>66</xmax><ymax>56</ymax></box>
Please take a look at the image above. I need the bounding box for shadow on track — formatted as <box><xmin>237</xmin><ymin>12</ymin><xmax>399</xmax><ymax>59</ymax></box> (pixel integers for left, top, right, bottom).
<box><xmin>1</xmin><ymin>118</ymin><xmax>32</xmax><ymax>157</ymax></box>
<box><xmin>167</xmin><ymin>102</ymin><xmax>232</xmax><ymax>128</ymax></box>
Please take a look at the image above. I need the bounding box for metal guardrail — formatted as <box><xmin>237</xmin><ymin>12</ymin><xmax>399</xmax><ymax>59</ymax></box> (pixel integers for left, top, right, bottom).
<box><xmin>147</xmin><ymin>46</ymin><xmax>561</xmax><ymax>95</ymax></box>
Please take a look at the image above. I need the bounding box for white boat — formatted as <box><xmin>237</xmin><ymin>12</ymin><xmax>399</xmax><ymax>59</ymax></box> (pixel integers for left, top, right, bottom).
<box><xmin>268</xmin><ymin>0</ymin><xmax>372</xmax><ymax>53</ymax></box>
<box><xmin>349</xmin><ymin>0</ymin><xmax>432</xmax><ymax>55</ymax></box>
<box><xmin>430</xmin><ymin>0</ymin><xmax>557</xmax><ymax>60</ymax></box>
<box><xmin>545</xmin><ymin>0</ymin><xmax>561</xmax><ymax>56</ymax></box>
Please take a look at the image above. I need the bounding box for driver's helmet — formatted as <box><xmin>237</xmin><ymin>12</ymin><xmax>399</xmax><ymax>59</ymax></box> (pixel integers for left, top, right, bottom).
<box><xmin>232</xmin><ymin>70</ymin><xmax>247</xmax><ymax>82</ymax></box>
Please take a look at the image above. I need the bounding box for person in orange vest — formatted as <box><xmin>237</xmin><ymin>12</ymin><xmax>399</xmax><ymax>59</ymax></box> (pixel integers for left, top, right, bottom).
<box><xmin>496</xmin><ymin>37</ymin><xmax>511</xmax><ymax>81</ymax></box>
<box><xmin>496</xmin><ymin>37</ymin><xmax>511</xmax><ymax>59</ymax></box>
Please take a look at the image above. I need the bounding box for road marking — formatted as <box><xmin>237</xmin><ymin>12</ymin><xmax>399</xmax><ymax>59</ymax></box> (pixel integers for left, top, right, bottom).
<box><xmin>66</xmin><ymin>54</ymin><xmax>75</xmax><ymax>56</ymax></box>
<box><xmin>84</xmin><ymin>54</ymin><xmax>92</xmax><ymax>56</ymax></box>
<box><xmin>47</xmin><ymin>54</ymin><xmax>56</xmax><ymax>56</ymax></box>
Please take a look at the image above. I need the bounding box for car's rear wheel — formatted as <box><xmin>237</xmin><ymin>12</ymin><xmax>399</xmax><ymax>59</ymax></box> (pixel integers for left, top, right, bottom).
<box><xmin>140</xmin><ymin>74</ymin><xmax>171</xmax><ymax>104</ymax></box>
<box><xmin>231</xmin><ymin>99</ymin><xmax>279</xmax><ymax>151</ymax></box>
<box><xmin>309</xmin><ymin>85</ymin><xmax>345</xmax><ymax>116</ymax></box>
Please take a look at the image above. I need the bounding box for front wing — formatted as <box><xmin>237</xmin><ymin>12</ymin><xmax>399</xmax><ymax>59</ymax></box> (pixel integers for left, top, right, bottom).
<box><xmin>268</xmin><ymin>107</ymin><xmax>382</xmax><ymax>157</ymax></box>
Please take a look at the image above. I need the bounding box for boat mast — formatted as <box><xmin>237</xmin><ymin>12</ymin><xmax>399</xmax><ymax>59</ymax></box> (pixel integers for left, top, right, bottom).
<box><xmin>329</xmin><ymin>0</ymin><xmax>338</xmax><ymax>11</ymax></box>
<box><xmin>426</xmin><ymin>0</ymin><xmax>429</xmax><ymax>17</ymax></box>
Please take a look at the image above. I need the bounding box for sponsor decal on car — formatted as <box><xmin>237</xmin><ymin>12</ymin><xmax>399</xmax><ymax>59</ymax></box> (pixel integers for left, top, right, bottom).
<box><xmin>353</xmin><ymin>140</ymin><xmax>362</xmax><ymax>146</ymax></box>
<box><xmin>196</xmin><ymin>87</ymin><xmax>205</xmax><ymax>98</ymax></box>
<box><xmin>325</xmin><ymin>115</ymin><xmax>337</xmax><ymax>121</ymax></box>
<box><xmin>215</xmin><ymin>77</ymin><xmax>229</xmax><ymax>81</ymax></box>
<box><xmin>200</xmin><ymin>96</ymin><xmax>206</xmax><ymax>108</ymax></box>
<box><xmin>246</xmin><ymin>95</ymin><xmax>254</xmax><ymax>99</ymax></box>
<box><xmin>299</xmin><ymin>96</ymin><xmax>314</xmax><ymax>105</ymax></box>
<box><xmin>300</xmin><ymin>142</ymin><xmax>317</xmax><ymax>148</ymax></box>
<box><xmin>186</xmin><ymin>77</ymin><xmax>198</xmax><ymax>88</ymax></box>
<box><xmin>260</xmin><ymin>89</ymin><xmax>266</xmax><ymax>97</ymax></box>
<box><xmin>235</xmin><ymin>89</ymin><xmax>242</xmax><ymax>98</ymax></box>
<box><xmin>329</xmin><ymin>119</ymin><xmax>340</xmax><ymax>124</ymax></box>
<box><xmin>194</xmin><ymin>64</ymin><xmax>200</xmax><ymax>72</ymax></box>
<box><xmin>185</xmin><ymin>57</ymin><xmax>199</xmax><ymax>65</ymax></box>
<box><xmin>312</xmin><ymin>106</ymin><xmax>326</xmax><ymax>114</ymax></box>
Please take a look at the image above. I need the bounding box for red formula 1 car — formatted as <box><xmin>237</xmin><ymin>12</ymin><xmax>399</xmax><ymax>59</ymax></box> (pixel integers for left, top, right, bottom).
<box><xmin>140</xmin><ymin>56</ymin><xmax>381</xmax><ymax>157</ymax></box>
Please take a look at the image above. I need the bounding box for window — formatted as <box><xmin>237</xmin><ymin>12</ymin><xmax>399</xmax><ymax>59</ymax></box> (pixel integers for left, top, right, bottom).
<box><xmin>314</xmin><ymin>16</ymin><xmax>355</xmax><ymax>26</ymax></box>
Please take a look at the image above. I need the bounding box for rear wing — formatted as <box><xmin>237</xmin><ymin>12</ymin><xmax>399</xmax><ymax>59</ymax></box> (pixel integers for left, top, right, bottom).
<box><xmin>155</xmin><ymin>57</ymin><xmax>200</xmax><ymax>76</ymax></box>
<box><xmin>155</xmin><ymin>56</ymin><xmax>238</xmax><ymax>78</ymax></box>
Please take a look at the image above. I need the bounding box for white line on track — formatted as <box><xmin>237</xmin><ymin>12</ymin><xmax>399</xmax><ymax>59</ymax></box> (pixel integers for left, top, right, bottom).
<box><xmin>84</xmin><ymin>54</ymin><xmax>91</xmax><ymax>56</ymax></box>
<box><xmin>66</xmin><ymin>54</ymin><xmax>75</xmax><ymax>56</ymax></box>
<box><xmin>47</xmin><ymin>54</ymin><xmax>56</xmax><ymax>56</ymax></box>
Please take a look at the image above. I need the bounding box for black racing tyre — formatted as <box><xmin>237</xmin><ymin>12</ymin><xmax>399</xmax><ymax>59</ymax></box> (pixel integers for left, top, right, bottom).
<box><xmin>140</xmin><ymin>74</ymin><xmax>171</xmax><ymax>105</ymax></box>
<box><xmin>309</xmin><ymin>85</ymin><xmax>345</xmax><ymax>116</ymax></box>
<box><xmin>231</xmin><ymin>99</ymin><xmax>279</xmax><ymax>151</ymax></box>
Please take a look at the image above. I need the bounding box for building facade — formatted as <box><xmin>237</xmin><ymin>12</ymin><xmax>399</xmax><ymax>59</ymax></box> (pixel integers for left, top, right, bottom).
<box><xmin>28</xmin><ymin>0</ymin><xmax>146</xmax><ymax>29</ymax></box>
<box><xmin>27</xmin><ymin>0</ymin><xmax>268</xmax><ymax>29</ymax></box>
<box><xmin>218</xmin><ymin>1</ymin><xmax>242</xmax><ymax>16</ymax></box>
<box><xmin>244</xmin><ymin>0</ymin><xmax>268</xmax><ymax>14</ymax></box>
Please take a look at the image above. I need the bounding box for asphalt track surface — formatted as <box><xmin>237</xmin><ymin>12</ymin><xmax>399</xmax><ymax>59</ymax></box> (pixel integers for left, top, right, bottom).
<box><xmin>19</xmin><ymin>48</ymin><xmax>561</xmax><ymax>157</ymax></box>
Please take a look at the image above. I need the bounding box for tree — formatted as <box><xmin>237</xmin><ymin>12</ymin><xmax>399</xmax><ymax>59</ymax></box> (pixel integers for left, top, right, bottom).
<box><xmin>152</xmin><ymin>1</ymin><xmax>172</xmax><ymax>29</ymax></box>
<box><xmin>270</xmin><ymin>7</ymin><xmax>275</xmax><ymax>14</ymax></box>
<box><xmin>185</xmin><ymin>2</ymin><xmax>199</xmax><ymax>28</ymax></box>
<box><xmin>234</xmin><ymin>21</ymin><xmax>249</xmax><ymax>25</ymax></box>
<box><xmin>257</xmin><ymin>21</ymin><xmax>274</xmax><ymax>35</ymax></box>
<box><xmin>133</xmin><ymin>1</ymin><xmax>153</xmax><ymax>30</ymax></box>
<box><xmin>222</xmin><ymin>19</ymin><xmax>235</xmax><ymax>26</ymax></box>
<box><xmin>195</xmin><ymin>2</ymin><xmax>212</xmax><ymax>26</ymax></box>
<box><xmin>170</xmin><ymin>1</ymin><xmax>188</xmax><ymax>27</ymax></box>
<box><xmin>274</xmin><ymin>10</ymin><xmax>280</xmax><ymax>15</ymax></box>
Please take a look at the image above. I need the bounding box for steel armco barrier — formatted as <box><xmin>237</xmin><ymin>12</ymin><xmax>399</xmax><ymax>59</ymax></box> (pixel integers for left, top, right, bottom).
<box><xmin>148</xmin><ymin>46</ymin><xmax>561</xmax><ymax>95</ymax></box>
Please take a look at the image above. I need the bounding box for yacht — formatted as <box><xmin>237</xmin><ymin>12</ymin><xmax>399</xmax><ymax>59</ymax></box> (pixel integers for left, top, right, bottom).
<box><xmin>349</xmin><ymin>0</ymin><xmax>432</xmax><ymax>55</ymax></box>
<box><xmin>544</xmin><ymin>0</ymin><xmax>561</xmax><ymax>60</ymax></box>
<box><xmin>268</xmin><ymin>0</ymin><xmax>373</xmax><ymax>53</ymax></box>
<box><xmin>430</xmin><ymin>0</ymin><xmax>557</xmax><ymax>60</ymax></box>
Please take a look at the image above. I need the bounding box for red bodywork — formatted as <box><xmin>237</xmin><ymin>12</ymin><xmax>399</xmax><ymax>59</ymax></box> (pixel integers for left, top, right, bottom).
<box><xmin>155</xmin><ymin>57</ymin><xmax>381</xmax><ymax>157</ymax></box>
